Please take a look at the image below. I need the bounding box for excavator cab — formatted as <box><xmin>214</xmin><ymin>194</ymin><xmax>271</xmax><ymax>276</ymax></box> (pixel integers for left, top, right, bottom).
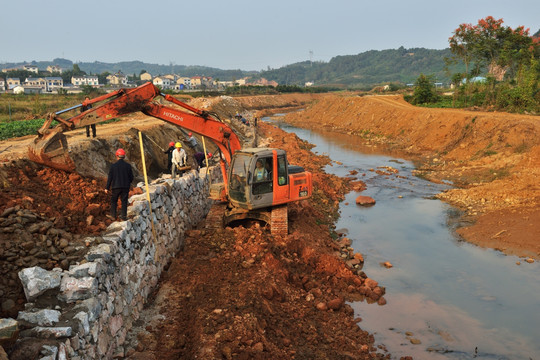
<box><xmin>227</xmin><ymin>148</ymin><xmax>312</xmax><ymax>210</ymax></box>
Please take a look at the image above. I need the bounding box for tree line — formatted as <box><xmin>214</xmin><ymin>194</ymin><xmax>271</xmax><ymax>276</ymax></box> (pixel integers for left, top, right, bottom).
<box><xmin>409</xmin><ymin>16</ymin><xmax>539</xmax><ymax>113</ymax></box>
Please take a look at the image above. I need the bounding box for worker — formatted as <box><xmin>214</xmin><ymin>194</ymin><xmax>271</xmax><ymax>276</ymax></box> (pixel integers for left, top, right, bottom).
<box><xmin>187</xmin><ymin>132</ymin><xmax>198</xmax><ymax>149</ymax></box>
<box><xmin>193</xmin><ymin>152</ymin><xmax>212</xmax><ymax>169</ymax></box>
<box><xmin>164</xmin><ymin>141</ymin><xmax>175</xmax><ymax>172</ymax></box>
<box><xmin>81</xmin><ymin>97</ymin><xmax>96</xmax><ymax>138</ymax></box>
<box><xmin>171</xmin><ymin>142</ymin><xmax>187</xmax><ymax>179</ymax></box>
<box><xmin>105</xmin><ymin>148</ymin><xmax>134</xmax><ymax>221</ymax></box>
<box><xmin>254</xmin><ymin>160</ymin><xmax>268</xmax><ymax>181</ymax></box>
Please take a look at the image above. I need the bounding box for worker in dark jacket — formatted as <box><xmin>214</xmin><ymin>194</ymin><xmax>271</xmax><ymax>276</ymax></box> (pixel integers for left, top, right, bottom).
<box><xmin>105</xmin><ymin>148</ymin><xmax>134</xmax><ymax>221</ymax></box>
<box><xmin>193</xmin><ymin>151</ymin><xmax>212</xmax><ymax>169</ymax></box>
<box><xmin>81</xmin><ymin>97</ymin><xmax>96</xmax><ymax>138</ymax></box>
<box><xmin>164</xmin><ymin>141</ymin><xmax>175</xmax><ymax>171</ymax></box>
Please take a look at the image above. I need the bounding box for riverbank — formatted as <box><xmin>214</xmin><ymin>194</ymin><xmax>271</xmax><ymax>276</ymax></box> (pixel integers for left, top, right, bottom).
<box><xmin>282</xmin><ymin>94</ymin><xmax>540</xmax><ymax>260</ymax></box>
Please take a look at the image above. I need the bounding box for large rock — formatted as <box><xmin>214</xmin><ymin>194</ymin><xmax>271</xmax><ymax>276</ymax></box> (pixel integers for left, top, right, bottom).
<box><xmin>59</xmin><ymin>276</ymin><xmax>98</xmax><ymax>303</ymax></box>
<box><xmin>17</xmin><ymin>309</ymin><xmax>61</xmax><ymax>326</ymax></box>
<box><xmin>355</xmin><ymin>196</ymin><xmax>376</xmax><ymax>206</ymax></box>
<box><xmin>18</xmin><ymin>267</ymin><xmax>62</xmax><ymax>301</ymax></box>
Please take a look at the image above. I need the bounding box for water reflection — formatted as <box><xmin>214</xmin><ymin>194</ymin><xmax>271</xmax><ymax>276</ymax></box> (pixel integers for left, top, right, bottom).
<box><xmin>267</xmin><ymin>117</ymin><xmax>540</xmax><ymax>360</ymax></box>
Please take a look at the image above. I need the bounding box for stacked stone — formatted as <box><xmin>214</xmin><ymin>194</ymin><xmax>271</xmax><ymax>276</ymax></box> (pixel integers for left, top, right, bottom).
<box><xmin>0</xmin><ymin>208</ymin><xmax>89</xmax><ymax>317</ymax></box>
<box><xmin>5</xmin><ymin>167</ymin><xmax>222</xmax><ymax>359</ymax></box>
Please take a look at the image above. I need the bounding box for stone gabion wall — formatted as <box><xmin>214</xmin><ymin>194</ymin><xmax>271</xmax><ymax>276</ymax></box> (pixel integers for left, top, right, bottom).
<box><xmin>14</xmin><ymin>166</ymin><xmax>222</xmax><ymax>359</ymax></box>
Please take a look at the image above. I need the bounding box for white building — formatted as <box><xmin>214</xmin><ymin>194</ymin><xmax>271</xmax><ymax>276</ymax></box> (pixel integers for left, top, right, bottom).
<box><xmin>25</xmin><ymin>77</ymin><xmax>64</xmax><ymax>92</ymax></box>
<box><xmin>72</xmin><ymin>75</ymin><xmax>99</xmax><ymax>87</ymax></box>
<box><xmin>153</xmin><ymin>76</ymin><xmax>172</xmax><ymax>89</ymax></box>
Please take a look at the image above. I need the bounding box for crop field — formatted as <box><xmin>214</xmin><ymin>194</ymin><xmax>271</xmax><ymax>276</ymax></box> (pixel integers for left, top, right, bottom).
<box><xmin>0</xmin><ymin>93</ymin><xmax>85</xmax><ymax>123</ymax></box>
<box><xmin>0</xmin><ymin>94</ymin><xmax>86</xmax><ymax>139</ymax></box>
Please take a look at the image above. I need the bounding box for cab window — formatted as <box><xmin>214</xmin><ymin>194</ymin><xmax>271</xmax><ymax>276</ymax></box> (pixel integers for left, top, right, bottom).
<box><xmin>252</xmin><ymin>157</ymin><xmax>273</xmax><ymax>194</ymax></box>
<box><xmin>277</xmin><ymin>155</ymin><xmax>287</xmax><ymax>185</ymax></box>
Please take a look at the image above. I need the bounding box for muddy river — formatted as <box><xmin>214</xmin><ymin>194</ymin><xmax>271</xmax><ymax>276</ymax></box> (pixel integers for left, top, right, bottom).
<box><xmin>268</xmin><ymin>118</ymin><xmax>540</xmax><ymax>360</ymax></box>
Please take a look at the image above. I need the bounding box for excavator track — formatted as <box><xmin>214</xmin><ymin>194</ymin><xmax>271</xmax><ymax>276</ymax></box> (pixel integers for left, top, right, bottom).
<box><xmin>270</xmin><ymin>204</ymin><xmax>288</xmax><ymax>237</ymax></box>
<box><xmin>204</xmin><ymin>202</ymin><xmax>227</xmax><ymax>232</ymax></box>
<box><xmin>206</xmin><ymin>203</ymin><xmax>288</xmax><ymax>236</ymax></box>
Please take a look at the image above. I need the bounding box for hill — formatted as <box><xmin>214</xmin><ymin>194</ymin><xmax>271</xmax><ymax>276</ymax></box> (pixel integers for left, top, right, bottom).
<box><xmin>2</xmin><ymin>47</ymin><xmax>464</xmax><ymax>88</ymax></box>
<box><xmin>257</xmin><ymin>47</ymin><xmax>464</xmax><ymax>88</ymax></box>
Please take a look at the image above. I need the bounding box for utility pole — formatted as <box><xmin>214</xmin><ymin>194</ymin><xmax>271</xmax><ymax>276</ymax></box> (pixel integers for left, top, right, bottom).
<box><xmin>309</xmin><ymin>50</ymin><xmax>313</xmax><ymax>67</ymax></box>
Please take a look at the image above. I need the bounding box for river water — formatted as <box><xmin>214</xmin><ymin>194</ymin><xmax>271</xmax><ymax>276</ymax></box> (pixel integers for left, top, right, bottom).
<box><xmin>267</xmin><ymin>118</ymin><xmax>540</xmax><ymax>360</ymax></box>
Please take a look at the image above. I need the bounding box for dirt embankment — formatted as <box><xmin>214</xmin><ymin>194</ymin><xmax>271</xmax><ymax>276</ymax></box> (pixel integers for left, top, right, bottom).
<box><xmin>283</xmin><ymin>94</ymin><xmax>540</xmax><ymax>259</ymax></box>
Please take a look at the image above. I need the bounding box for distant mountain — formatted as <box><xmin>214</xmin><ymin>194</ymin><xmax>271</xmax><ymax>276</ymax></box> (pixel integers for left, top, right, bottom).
<box><xmin>257</xmin><ymin>47</ymin><xmax>465</xmax><ymax>88</ymax></box>
<box><xmin>2</xmin><ymin>47</ymin><xmax>465</xmax><ymax>88</ymax></box>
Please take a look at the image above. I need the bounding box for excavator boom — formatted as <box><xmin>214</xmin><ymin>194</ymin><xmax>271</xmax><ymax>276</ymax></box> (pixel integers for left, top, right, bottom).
<box><xmin>28</xmin><ymin>82</ymin><xmax>241</xmax><ymax>174</ymax></box>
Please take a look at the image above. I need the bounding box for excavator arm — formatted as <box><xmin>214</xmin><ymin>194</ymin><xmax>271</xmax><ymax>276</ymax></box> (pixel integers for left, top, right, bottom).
<box><xmin>28</xmin><ymin>82</ymin><xmax>242</xmax><ymax>182</ymax></box>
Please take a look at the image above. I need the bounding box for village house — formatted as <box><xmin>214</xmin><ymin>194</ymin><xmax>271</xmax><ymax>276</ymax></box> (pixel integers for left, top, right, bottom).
<box><xmin>176</xmin><ymin>77</ymin><xmax>191</xmax><ymax>90</ymax></box>
<box><xmin>217</xmin><ymin>80</ymin><xmax>234</xmax><ymax>89</ymax></box>
<box><xmin>6</xmin><ymin>78</ymin><xmax>21</xmax><ymax>90</ymax></box>
<box><xmin>24</xmin><ymin>77</ymin><xmax>46</xmax><ymax>89</ymax></box>
<box><xmin>106</xmin><ymin>71</ymin><xmax>127</xmax><ymax>86</ymax></box>
<box><xmin>152</xmin><ymin>76</ymin><xmax>172</xmax><ymax>89</ymax></box>
<box><xmin>164</xmin><ymin>74</ymin><xmax>178</xmax><ymax>81</ymax></box>
<box><xmin>45</xmin><ymin>77</ymin><xmax>64</xmax><ymax>92</ymax></box>
<box><xmin>23</xmin><ymin>65</ymin><xmax>39</xmax><ymax>74</ymax></box>
<box><xmin>2</xmin><ymin>64</ymin><xmax>39</xmax><ymax>74</ymax></box>
<box><xmin>24</xmin><ymin>77</ymin><xmax>64</xmax><ymax>92</ymax></box>
<box><xmin>235</xmin><ymin>78</ymin><xmax>247</xmax><ymax>86</ymax></box>
<box><xmin>190</xmin><ymin>76</ymin><xmax>214</xmax><ymax>89</ymax></box>
<box><xmin>47</xmin><ymin>65</ymin><xmax>63</xmax><ymax>74</ymax></box>
<box><xmin>190</xmin><ymin>76</ymin><xmax>203</xmax><ymax>88</ymax></box>
<box><xmin>71</xmin><ymin>75</ymin><xmax>99</xmax><ymax>87</ymax></box>
<box><xmin>249</xmin><ymin>78</ymin><xmax>278</xmax><ymax>87</ymax></box>
<box><xmin>0</xmin><ymin>78</ymin><xmax>5</xmax><ymax>91</ymax></box>
<box><xmin>140</xmin><ymin>72</ymin><xmax>152</xmax><ymax>81</ymax></box>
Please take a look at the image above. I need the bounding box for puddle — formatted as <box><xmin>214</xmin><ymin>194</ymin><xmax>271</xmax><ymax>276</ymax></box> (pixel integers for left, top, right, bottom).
<box><xmin>268</xmin><ymin>118</ymin><xmax>540</xmax><ymax>360</ymax></box>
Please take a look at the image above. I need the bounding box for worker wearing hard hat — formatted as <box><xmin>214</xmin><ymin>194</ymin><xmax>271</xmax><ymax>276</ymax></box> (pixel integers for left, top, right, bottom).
<box><xmin>105</xmin><ymin>148</ymin><xmax>134</xmax><ymax>221</ymax></box>
<box><xmin>164</xmin><ymin>141</ymin><xmax>175</xmax><ymax>172</ymax></box>
<box><xmin>187</xmin><ymin>132</ymin><xmax>198</xmax><ymax>150</ymax></box>
<box><xmin>171</xmin><ymin>142</ymin><xmax>187</xmax><ymax>179</ymax></box>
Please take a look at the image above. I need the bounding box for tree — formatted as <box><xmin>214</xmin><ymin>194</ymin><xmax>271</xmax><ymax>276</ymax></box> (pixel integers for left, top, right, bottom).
<box><xmin>411</xmin><ymin>74</ymin><xmax>438</xmax><ymax>104</ymax></box>
<box><xmin>72</xmin><ymin>64</ymin><xmax>85</xmax><ymax>76</ymax></box>
<box><xmin>449</xmin><ymin>16</ymin><xmax>539</xmax><ymax>80</ymax></box>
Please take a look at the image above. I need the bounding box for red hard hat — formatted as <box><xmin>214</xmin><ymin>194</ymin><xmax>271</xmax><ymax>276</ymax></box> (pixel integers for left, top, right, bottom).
<box><xmin>207</xmin><ymin>153</ymin><xmax>212</xmax><ymax>157</ymax></box>
<box><xmin>116</xmin><ymin>148</ymin><xmax>126</xmax><ymax>157</ymax></box>
<box><xmin>188</xmin><ymin>132</ymin><xmax>192</xmax><ymax>136</ymax></box>
<box><xmin>169</xmin><ymin>141</ymin><xmax>175</xmax><ymax>147</ymax></box>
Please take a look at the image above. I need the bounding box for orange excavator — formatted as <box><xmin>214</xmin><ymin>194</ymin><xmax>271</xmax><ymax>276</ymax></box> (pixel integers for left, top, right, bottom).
<box><xmin>28</xmin><ymin>82</ymin><xmax>312</xmax><ymax>234</ymax></box>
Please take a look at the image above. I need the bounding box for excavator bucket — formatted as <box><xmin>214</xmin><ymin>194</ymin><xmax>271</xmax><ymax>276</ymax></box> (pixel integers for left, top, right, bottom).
<box><xmin>28</xmin><ymin>128</ymin><xmax>76</xmax><ymax>172</ymax></box>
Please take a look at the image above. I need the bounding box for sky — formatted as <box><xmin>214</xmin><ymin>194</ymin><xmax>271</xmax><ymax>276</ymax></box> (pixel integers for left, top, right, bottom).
<box><xmin>2</xmin><ymin>0</ymin><xmax>539</xmax><ymax>71</ymax></box>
